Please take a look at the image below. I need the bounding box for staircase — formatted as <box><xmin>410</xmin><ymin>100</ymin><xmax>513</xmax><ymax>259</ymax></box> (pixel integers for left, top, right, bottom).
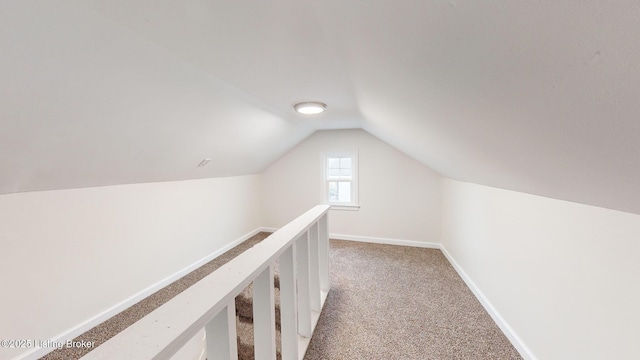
<box><xmin>235</xmin><ymin>267</ymin><xmax>282</xmax><ymax>360</ymax></box>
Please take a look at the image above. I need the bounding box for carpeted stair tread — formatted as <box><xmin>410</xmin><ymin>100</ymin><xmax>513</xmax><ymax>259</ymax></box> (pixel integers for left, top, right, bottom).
<box><xmin>236</xmin><ymin>315</ymin><xmax>282</xmax><ymax>360</ymax></box>
<box><xmin>235</xmin><ymin>262</ymin><xmax>281</xmax><ymax>327</ymax></box>
<box><xmin>235</xmin><ymin>283</ymin><xmax>282</xmax><ymax>329</ymax></box>
<box><xmin>235</xmin><ymin>261</ymin><xmax>282</xmax><ymax>360</ymax></box>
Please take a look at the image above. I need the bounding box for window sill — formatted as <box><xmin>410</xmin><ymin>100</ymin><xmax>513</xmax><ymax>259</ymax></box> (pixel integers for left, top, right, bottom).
<box><xmin>329</xmin><ymin>204</ymin><xmax>360</xmax><ymax>211</ymax></box>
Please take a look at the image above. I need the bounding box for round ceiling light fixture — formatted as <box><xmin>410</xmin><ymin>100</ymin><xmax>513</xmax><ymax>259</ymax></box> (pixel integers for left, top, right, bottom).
<box><xmin>294</xmin><ymin>102</ymin><xmax>327</xmax><ymax>115</ymax></box>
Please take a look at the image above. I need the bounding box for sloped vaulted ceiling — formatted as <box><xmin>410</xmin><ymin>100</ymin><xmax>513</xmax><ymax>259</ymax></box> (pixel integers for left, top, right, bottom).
<box><xmin>2</xmin><ymin>1</ymin><xmax>640</xmax><ymax>214</ymax></box>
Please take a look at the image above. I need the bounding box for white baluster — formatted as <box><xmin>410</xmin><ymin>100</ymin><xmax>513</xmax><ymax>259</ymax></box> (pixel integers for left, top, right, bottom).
<box><xmin>279</xmin><ymin>244</ymin><xmax>299</xmax><ymax>360</ymax></box>
<box><xmin>253</xmin><ymin>264</ymin><xmax>276</xmax><ymax>360</ymax></box>
<box><xmin>308</xmin><ymin>223</ymin><xmax>321</xmax><ymax>312</ymax></box>
<box><xmin>296</xmin><ymin>232</ymin><xmax>312</xmax><ymax>337</ymax></box>
<box><xmin>205</xmin><ymin>302</ymin><xmax>238</xmax><ymax>360</ymax></box>
<box><xmin>318</xmin><ymin>214</ymin><xmax>330</xmax><ymax>292</ymax></box>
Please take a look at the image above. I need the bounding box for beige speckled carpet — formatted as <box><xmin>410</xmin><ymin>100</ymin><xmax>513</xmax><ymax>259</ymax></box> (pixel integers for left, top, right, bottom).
<box><xmin>304</xmin><ymin>240</ymin><xmax>522</xmax><ymax>359</ymax></box>
<box><xmin>42</xmin><ymin>233</ymin><xmax>521</xmax><ymax>359</ymax></box>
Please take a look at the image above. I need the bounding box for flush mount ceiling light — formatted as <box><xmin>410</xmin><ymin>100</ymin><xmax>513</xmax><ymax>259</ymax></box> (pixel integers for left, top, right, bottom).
<box><xmin>294</xmin><ymin>102</ymin><xmax>327</xmax><ymax>115</ymax></box>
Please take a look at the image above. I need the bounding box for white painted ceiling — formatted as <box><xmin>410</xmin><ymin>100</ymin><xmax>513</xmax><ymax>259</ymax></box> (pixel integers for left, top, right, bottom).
<box><xmin>2</xmin><ymin>1</ymin><xmax>640</xmax><ymax>214</ymax></box>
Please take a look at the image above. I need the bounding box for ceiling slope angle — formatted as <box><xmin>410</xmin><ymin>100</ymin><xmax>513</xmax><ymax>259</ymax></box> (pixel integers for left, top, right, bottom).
<box><xmin>5</xmin><ymin>0</ymin><xmax>640</xmax><ymax>217</ymax></box>
<box><xmin>313</xmin><ymin>0</ymin><xmax>640</xmax><ymax>215</ymax></box>
<box><xmin>0</xmin><ymin>0</ymin><xmax>326</xmax><ymax>194</ymax></box>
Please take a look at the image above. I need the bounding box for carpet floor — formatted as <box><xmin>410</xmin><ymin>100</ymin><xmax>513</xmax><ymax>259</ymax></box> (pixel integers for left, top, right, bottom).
<box><xmin>41</xmin><ymin>233</ymin><xmax>521</xmax><ymax>359</ymax></box>
<box><xmin>304</xmin><ymin>240</ymin><xmax>522</xmax><ymax>360</ymax></box>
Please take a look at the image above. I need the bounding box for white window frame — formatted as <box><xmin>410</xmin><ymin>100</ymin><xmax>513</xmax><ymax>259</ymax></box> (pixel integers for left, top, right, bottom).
<box><xmin>322</xmin><ymin>151</ymin><xmax>359</xmax><ymax>211</ymax></box>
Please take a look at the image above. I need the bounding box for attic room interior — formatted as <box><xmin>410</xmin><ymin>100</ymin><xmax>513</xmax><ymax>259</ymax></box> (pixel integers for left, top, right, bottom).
<box><xmin>2</xmin><ymin>1</ymin><xmax>640</xmax><ymax>359</ymax></box>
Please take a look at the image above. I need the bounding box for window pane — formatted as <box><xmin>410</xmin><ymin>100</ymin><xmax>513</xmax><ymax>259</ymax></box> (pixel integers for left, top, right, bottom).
<box><xmin>340</xmin><ymin>157</ymin><xmax>352</xmax><ymax>168</ymax></box>
<box><xmin>327</xmin><ymin>158</ymin><xmax>340</xmax><ymax>169</ymax></box>
<box><xmin>339</xmin><ymin>168</ymin><xmax>352</xmax><ymax>179</ymax></box>
<box><xmin>338</xmin><ymin>182</ymin><xmax>351</xmax><ymax>203</ymax></box>
<box><xmin>327</xmin><ymin>169</ymin><xmax>339</xmax><ymax>179</ymax></box>
<box><xmin>328</xmin><ymin>181</ymin><xmax>339</xmax><ymax>202</ymax></box>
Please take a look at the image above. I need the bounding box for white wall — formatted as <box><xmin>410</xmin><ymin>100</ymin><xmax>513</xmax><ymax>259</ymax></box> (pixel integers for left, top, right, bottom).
<box><xmin>0</xmin><ymin>175</ymin><xmax>261</xmax><ymax>360</ymax></box>
<box><xmin>262</xmin><ymin>129</ymin><xmax>441</xmax><ymax>243</ymax></box>
<box><xmin>441</xmin><ymin>178</ymin><xmax>640</xmax><ymax>360</ymax></box>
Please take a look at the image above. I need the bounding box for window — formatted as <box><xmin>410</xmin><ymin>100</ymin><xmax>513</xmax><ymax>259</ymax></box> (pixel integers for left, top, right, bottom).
<box><xmin>323</xmin><ymin>152</ymin><xmax>359</xmax><ymax>209</ymax></box>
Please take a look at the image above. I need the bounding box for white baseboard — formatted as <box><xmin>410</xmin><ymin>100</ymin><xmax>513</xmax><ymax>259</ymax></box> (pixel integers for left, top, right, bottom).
<box><xmin>439</xmin><ymin>245</ymin><xmax>536</xmax><ymax>360</ymax></box>
<box><xmin>330</xmin><ymin>233</ymin><xmax>440</xmax><ymax>249</ymax></box>
<box><xmin>14</xmin><ymin>227</ymin><xmax>264</xmax><ymax>360</ymax></box>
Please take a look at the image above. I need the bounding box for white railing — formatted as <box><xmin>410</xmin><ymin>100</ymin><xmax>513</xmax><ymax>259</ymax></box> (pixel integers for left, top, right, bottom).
<box><xmin>81</xmin><ymin>205</ymin><xmax>330</xmax><ymax>360</ymax></box>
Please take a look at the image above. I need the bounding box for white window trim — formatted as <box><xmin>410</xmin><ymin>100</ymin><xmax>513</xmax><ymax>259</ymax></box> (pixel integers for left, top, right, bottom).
<box><xmin>322</xmin><ymin>151</ymin><xmax>359</xmax><ymax>210</ymax></box>
<box><xmin>330</xmin><ymin>204</ymin><xmax>361</xmax><ymax>211</ymax></box>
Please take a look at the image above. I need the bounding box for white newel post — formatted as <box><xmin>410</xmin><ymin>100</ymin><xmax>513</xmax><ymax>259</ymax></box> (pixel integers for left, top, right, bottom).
<box><xmin>205</xmin><ymin>301</ymin><xmax>238</xmax><ymax>360</ymax></box>
<box><xmin>253</xmin><ymin>264</ymin><xmax>277</xmax><ymax>360</ymax></box>
<box><xmin>279</xmin><ymin>244</ymin><xmax>299</xmax><ymax>360</ymax></box>
<box><xmin>308</xmin><ymin>222</ymin><xmax>321</xmax><ymax>312</ymax></box>
<box><xmin>318</xmin><ymin>214</ymin><xmax>330</xmax><ymax>292</ymax></box>
<box><xmin>296</xmin><ymin>232</ymin><xmax>312</xmax><ymax>337</ymax></box>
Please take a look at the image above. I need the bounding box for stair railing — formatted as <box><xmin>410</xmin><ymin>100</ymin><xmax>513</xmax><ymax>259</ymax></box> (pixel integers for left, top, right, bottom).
<box><xmin>81</xmin><ymin>205</ymin><xmax>331</xmax><ymax>360</ymax></box>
